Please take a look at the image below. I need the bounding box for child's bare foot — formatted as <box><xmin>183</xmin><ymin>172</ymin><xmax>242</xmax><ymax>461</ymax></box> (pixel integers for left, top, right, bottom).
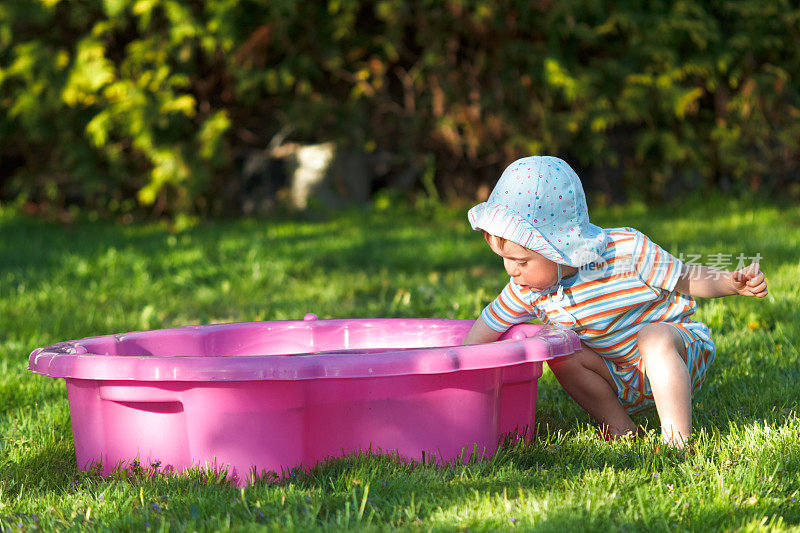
<box><xmin>660</xmin><ymin>428</ymin><xmax>691</xmax><ymax>450</ymax></box>
<box><xmin>651</xmin><ymin>440</ymin><xmax>694</xmax><ymax>456</ymax></box>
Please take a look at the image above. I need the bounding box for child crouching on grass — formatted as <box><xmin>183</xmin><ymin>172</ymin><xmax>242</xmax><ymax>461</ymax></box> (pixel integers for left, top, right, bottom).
<box><xmin>462</xmin><ymin>156</ymin><xmax>768</xmax><ymax>448</ymax></box>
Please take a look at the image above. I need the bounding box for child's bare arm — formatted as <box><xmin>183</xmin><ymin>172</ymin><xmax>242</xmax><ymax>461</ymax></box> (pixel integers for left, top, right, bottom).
<box><xmin>462</xmin><ymin>316</ymin><xmax>504</xmax><ymax>345</ymax></box>
<box><xmin>675</xmin><ymin>262</ymin><xmax>768</xmax><ymax>299</ymax></box>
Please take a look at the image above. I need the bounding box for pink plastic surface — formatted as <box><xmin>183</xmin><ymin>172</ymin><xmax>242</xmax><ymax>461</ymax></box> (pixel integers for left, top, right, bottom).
<box><xmin>29</xmin><ymin>318</ymin><xmax>579</xmax><ymax>484</ymax></box>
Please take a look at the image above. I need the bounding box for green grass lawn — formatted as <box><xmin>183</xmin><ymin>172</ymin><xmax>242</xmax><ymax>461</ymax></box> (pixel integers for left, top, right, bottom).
<box><xmin>1</xmin><ymin>198</ymin><xmax>798</xmax><ymax>531</ymax></box>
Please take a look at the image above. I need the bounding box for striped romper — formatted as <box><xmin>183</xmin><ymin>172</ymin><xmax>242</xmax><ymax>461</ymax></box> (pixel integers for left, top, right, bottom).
<box><xmin>482</xmin><ymin>227</ymin><xmax>716</xmax><ymax>414</ymax></box>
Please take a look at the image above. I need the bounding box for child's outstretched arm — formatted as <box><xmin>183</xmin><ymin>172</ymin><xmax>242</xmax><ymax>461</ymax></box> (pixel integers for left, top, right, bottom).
<box><xmin>462</xmin><ymin>315</ymin><xmax>504</xmax><ymax>345</ymax></box>
<box><xmin>675</xmin><ymin>262</ymin><xmax>768</xmax><ymax>299</ymax></box>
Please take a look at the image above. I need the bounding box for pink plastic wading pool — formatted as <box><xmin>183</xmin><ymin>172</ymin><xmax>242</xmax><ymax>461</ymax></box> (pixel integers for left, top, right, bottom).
<box><xmin>29</xmin><ymin>317</ymin><xmax>579</xmax><ymax>484</ymax></box>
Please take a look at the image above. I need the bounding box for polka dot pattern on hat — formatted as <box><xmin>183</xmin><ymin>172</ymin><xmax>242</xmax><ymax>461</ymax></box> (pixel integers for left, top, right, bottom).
<box><xmin>467</xmin><ymin>156</ymin><xmax>607</xmax><ymax>267</ymax></box>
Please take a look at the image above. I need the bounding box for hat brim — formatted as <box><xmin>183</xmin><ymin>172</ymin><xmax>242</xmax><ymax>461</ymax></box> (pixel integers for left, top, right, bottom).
<box><xmin>468</xmin><ymin>202</ymin><xmax>605</xmax><ymax>267</ymax></box>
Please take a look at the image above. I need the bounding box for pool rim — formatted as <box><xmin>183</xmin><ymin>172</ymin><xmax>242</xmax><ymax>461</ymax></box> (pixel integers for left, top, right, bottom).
<box><xmin>28</xmin><ymin>318</ymin><xmax>580</xmax><ymax>382</ymax></box>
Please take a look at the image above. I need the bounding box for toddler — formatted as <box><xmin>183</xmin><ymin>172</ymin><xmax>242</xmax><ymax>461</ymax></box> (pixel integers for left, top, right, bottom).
<box><xmin>463</xmin><ymin>156</ymin><xmax>768</xmax><ymax>448</ymax></box>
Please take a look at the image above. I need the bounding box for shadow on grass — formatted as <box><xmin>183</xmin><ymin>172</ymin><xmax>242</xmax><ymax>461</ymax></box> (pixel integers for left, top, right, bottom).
<box><xmin>3</xmin><ymin>199</ymin><xmax>795</xmax><ymax>284</ymax></box>
<box><xmin>1</xmin><ymin>441</ymin><xmax>78</xmax><ymax>495</ymax></box>
<box><xmin>0</xmin><ymin>206</ymin><xmax>482</xmax><ymax>274</ymax></box>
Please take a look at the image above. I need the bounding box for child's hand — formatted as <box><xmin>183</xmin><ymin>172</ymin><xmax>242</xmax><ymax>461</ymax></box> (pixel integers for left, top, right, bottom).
<box><xmin>731</xmin><ymin>263</ymin><xmax>768</xmax><ymax>297</ymax></box>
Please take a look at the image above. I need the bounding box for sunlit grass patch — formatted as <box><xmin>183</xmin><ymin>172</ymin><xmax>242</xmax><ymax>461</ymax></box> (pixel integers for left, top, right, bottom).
<box><xmin>1</xmin><ymin>198</ymin><xmax>798</xmax><ymax>530</ymax></box>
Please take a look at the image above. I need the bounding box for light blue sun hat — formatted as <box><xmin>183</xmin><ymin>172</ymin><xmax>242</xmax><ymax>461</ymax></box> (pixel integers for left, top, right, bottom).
<box><xmin>468</xmin><ymin>156</ymin><xmax>607</xmax><ymax>268</ymax></box>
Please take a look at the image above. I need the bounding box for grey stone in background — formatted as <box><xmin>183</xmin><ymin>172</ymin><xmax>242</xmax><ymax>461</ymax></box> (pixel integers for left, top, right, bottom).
<box><xmin>239</xmin><ymin>142</ymin><xmax>419</xmax><ymax>214</ymax></box>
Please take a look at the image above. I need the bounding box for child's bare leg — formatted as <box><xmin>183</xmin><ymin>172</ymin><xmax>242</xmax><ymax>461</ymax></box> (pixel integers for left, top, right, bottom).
<box><xmin>547</xmin><ymin>343</ymin><xmax>637</xmax><ymax>438</ymax></box>
<box><xmin>637</xmin><ymin>323</ymin><xmax>691</xmax><ymax>448</ymax></box>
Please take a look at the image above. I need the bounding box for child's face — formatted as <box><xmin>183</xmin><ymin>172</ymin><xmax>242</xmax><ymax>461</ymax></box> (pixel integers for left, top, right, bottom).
<box><xmin>485</xmin><ymin>235</ymin><xmax>560</xmax><ymax>292</ymax></box>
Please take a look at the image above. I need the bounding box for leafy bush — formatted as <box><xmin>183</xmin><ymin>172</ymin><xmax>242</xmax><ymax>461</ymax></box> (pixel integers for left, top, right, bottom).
<box><xmin>1</xmin><ymin>0</ymin><xmax>799</xmax><ymax>216</ymax></box>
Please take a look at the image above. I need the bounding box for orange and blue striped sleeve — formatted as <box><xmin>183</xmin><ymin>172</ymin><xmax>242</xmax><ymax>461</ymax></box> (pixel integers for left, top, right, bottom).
<box><xmin>480</xmin><ymin>281</ymin><xmax>536</xmax><ymax>332</ymax></box>
<box><xmin>632</xmin><ymin>230</ymin><xmax>684</xmax><ymax>292</ymax></box>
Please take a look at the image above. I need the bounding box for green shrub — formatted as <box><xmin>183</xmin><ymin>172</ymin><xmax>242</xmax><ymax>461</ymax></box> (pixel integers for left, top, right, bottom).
<box><xmin>1</xmin><ymin>0</ymin><xmax>798</xmax><ymax>216</ymax></box>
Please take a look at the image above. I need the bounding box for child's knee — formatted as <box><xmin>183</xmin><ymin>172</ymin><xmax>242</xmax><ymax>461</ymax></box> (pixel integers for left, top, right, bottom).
<box><xmin>548</xmin><ymin>343</ymin><xmax>606</xmax><ymax>375</ymax></box>
<box><xmin>637</xmin><ymin>323</ymin><xmax>687</xmax><ymax>362</ymax></box>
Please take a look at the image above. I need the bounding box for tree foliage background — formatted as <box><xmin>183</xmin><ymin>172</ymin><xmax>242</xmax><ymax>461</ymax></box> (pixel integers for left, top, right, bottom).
<box><xmin>1</xmin><ymin>0</ymin><xmax>799</xmax><ymax>217</ymax></box>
